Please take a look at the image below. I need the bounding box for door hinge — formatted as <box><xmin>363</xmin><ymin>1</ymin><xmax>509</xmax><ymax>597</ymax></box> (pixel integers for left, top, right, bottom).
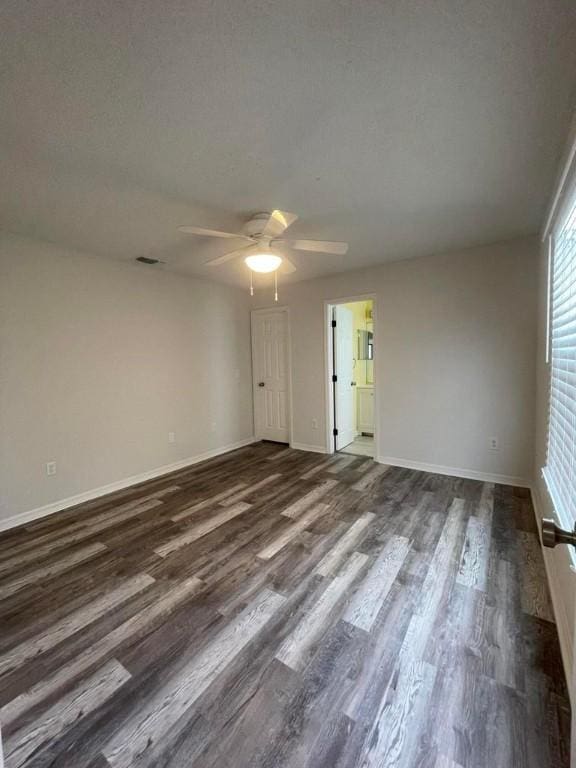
<box><xmin>333</xmin><ymin>428</ymin><xmax>338</xmax><ymax>436</ymax></box>
<box><xmin>331</xmin><ymin>319</ymin><xmax>336</xmax><ymax>328</ymax></box>
<box><xmin>332</xmin><ymin>374</ymin><xmax>337</xmax><ymax>383</ymax></box>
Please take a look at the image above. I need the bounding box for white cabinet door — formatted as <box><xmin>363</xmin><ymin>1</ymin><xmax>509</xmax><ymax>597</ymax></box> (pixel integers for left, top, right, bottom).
<box><xmin>252</xmin><ymin>310</ymin><xmax>289</xmax><ymax>443</ymax></box>
<box><xmin>357</xmin><ymin>388</ymin><xmax>374</xmax><ymax>434</ymax></box>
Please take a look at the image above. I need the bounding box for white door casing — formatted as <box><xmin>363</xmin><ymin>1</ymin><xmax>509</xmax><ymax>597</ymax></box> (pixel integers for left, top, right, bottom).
<box><xmin>334</xmin><ymin>305</ymin><xmax>355</xmax><ymax>451</ymax></box>
<box><xmin>252</xmin><ymin>310</ymin><xmax>290</xmax><ymax>443</ymax></box>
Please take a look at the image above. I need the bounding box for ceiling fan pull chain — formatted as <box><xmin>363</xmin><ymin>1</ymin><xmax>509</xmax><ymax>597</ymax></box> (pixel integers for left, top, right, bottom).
<box><xmin>250</xmin><ymin>270</ymin><xmax>254</xmax><ymax>296</ymax></box>
<box><xmin>274</xmin><ymin>271</ymin><xmax>278</xmax><ymax>302</ymax></box>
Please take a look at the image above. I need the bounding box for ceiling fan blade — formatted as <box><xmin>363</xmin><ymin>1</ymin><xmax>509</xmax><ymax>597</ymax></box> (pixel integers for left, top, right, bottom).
<box><xmin>281</xmin><ymin>257</ymin><xmax>297</xmax><ymax>274</ymax></box>
<box><xmin>204</xmin><ymin>248</ymin><xmax>249</xmax><ymax>267</ymax></box>
<box><xmin>179</xmin><ymin>225</ymin><xmax>252</xmax><ymax>241</ymax></box>
<box><xmin>261</xmin><ymin>210</ymin><xmax>298</xmax><ymax>237</ymax></box>
<box><xmin>273</xmin><ymin>238</ymin><xmax>349</xmax><ymax>255</ymax></box>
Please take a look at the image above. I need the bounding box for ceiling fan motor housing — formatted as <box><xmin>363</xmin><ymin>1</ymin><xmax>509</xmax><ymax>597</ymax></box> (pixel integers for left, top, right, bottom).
<box><xmin>243</xmin><ymin>212</ymin><xmax>284</xmax><ymax>239</ymax></box>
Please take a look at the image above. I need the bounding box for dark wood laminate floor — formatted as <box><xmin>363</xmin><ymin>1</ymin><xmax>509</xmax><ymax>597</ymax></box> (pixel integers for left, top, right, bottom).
<box><xmin>0</xmin><ymin>442</ymin><xmax>570</xmax><ymax>768</ymax></box>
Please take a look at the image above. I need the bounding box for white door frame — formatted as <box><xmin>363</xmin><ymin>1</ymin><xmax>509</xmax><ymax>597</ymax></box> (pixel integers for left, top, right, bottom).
<box><xmin>324</xmin><ymin>294</ymin><xmax>378</xmax><ymax>456</ymax></box>
<box><xmin>250</xmin><ymin>307</ymin><xmax>293</xmax><ymax>444</ymax></box>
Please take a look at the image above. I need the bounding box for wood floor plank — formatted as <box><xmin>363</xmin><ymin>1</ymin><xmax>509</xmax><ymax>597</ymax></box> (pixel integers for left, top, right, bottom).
<box><xmin>101</xmin><ymin>588</ymin><xmax>286</xmax><ymax>768</ymax></box>
<box><xmin>0</xmin><ymin>500</ymin><xmax>163</xmax><ymax>578</ymax></box>
<box><xmin>260</xmin><ymin>620</ymin><xmax>363</xmax><ymax>768</ymax></box>
<box><xmin>434</xmin><ymin>754</ymin><xmax>464</xmax><ymax>768</ymax></box>
<box><xmin>0</xmin><ymin>573</ymin><xmax>154</xmax><ymax>677</ymax></box>
<box><xmin>481</xmin><ymin>555</ymin><xmax>524</xmax><ymax>691</ymax></box>
<box><xmin>344</xmin><ymin>535</ymin><xmax>411</xmax><ymax>632</ymax></box>
<box><xmin>341</xmin><ymin>574</ymin><xmax>418</xmax><ymax>725</ymax></box>
<box><xmin>399</xmin><ymin>498</ymin><xmax>466</xmax><ymax>661</ymax></box>
<box><xmin>351</xmin><ymin>462</ymin><xmax>389</xmax><ymax>492</ymax></box>
<box><xmin>257</xmin><ymin>503</ymin><xmax>330</xmax><ymax>560</ymax></box>
<box><xmin>155</xmin><ymin>502</ymin><xmax>252</xmax><ymax>557</ymax></box>
<box><xmin>0</xmin><ymin>542</ymin><xmax>107</xmax><ymax>601</ymax></box>
<box><xmin>518</xmin><ymin>531</ymin><xmax>555</xmax><ymax>621</ymax></box>
<box><xmin>300</xmin><ymin>456</ymin><xmax>340</xmax><ymax>479</ymax></box>
<box><xmin>14</xmin><ymin>496</ymin><xmax>167</xmax><ymax>552</ymax></box>
<box><xmin>1</xmin><ymin>576</ymin><xmax>203</xmax><ymax>729</ymax></box>
<box><xmin>477</xmin><ymin>482</ymin><xmax>494</xmax><ymax>525</ymax></box>
<box><xmin>314</xmin><ymin>511</ymin><xmax>375</xmax><ymax>577</ymax></box>
<box><xmin>326</xmin><ymin>455</ymin><xmax>357</xmax><ymax>473</ymax></box>
<box><xmin>5</xmin><ymin>659</ymin><xmax>131</xmax><ymax>768</ymax></box>
<box><xmin>360</xmin><ymin>659</ymin><xmax>438</xmax><ymax>768</ymax></box>
<box><xmin>170</xmin><ymin>483</ymin><xmax>247</xmax><ymax>521</ymax></box>
<box><xmin>266</xmin><ymin>447</ymin><xmax>294</xmax><ymax>462</ymax></box>
<box><xmin>219</xmin><ymin>475</ymin><xmax>282</xmax><ymax>506</ymax></box>
<box><xmin>453</xmin><ymin>673</ymin><xmax>528</xmax><ymax>768</ymax></box>
<box><xmin>456</xmin><ymin>515</ymin><xmax>490</xmax><ymax>592</ymax></box>
<box><xmin>275</xmin><ymin>551</ymin><xmax>369</xmax><ymax>671</ymax></box>
<box><xmin>0</xmin><ymin>491</ymin><xmax>177</xmax><ymax>559</ymax></box>
<box><xmin>281</xmin><ymin>479</ymin><xmax>338</xmax><ymax>519</ymax></box>
<box><xmin>188</xmin><ymin>658</ymin><xmax>302</xmax><ymax>768</ymax></box>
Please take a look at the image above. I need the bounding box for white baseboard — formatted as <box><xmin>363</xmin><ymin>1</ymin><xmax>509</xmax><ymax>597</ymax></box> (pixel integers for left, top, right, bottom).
<box><xmin>0</xmin><ymin>436</ymin><xmax>258</xmax><ymax>533</ymax></box>
<box><xmin>290</xmin><ymin>442</ymin><xmax>328</xmax><ymax>454</ymax></box>
<box><xmin>530</xmin><ymin>485</ymin><xmax>573</xmax><ymax>706</ymax></box>
<box><xmin>376</xmin><ymin>455</ymin><xmax>530</xmax><ymax>488</ymax></box>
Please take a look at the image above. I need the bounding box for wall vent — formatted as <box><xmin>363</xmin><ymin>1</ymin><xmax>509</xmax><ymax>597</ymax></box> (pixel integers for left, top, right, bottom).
<box><xmin>136</xmin><ymin>256</ymin><xmax>163</xmax><ymax>265</ymax></box>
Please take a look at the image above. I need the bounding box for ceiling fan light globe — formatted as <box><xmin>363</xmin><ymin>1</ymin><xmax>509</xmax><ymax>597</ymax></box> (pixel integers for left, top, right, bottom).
<box><xmin>244</xmin><ymin>253</ymin><xmax>282</xmax><ymax>273</ymax></box>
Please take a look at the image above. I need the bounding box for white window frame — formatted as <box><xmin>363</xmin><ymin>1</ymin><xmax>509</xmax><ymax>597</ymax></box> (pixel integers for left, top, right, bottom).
<box><xmin>543</xmin><ymin>171</ymin><xmax>576</xmax><ymax>532</ymax></box>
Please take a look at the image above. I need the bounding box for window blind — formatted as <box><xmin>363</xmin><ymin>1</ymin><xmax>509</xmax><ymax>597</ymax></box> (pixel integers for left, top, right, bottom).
<box><xmin>544</xmin><ymin>188</ymin><xmax>576</xmax><ymax>526</ymax></box>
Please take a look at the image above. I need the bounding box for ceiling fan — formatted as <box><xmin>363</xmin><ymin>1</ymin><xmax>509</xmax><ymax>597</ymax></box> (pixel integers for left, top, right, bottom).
<box><xmin>178</xmin><ymin>210</ymin><xmax>348</xmax><ymax>298</ymax></box>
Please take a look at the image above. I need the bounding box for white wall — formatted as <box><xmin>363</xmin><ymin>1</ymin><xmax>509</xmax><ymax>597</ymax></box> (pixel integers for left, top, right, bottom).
<box><xmin>0</xmin><ymin>233</ymin><xmax>254</xmax><ymax>524</ymax></box>
<box><xmin>253</xmin><ymin>236</ymin><xmax>538</xmax><ymax>483</ymax></box>
<box><xmin>0</xmin><ymin>233</ymin><xmax>539</xmax><ymax>525</ymax></box>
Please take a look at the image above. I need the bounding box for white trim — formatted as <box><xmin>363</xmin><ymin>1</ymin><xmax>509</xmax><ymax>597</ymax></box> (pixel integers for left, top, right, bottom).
<box><xmin>290</xmin><ymin>442</ymin><xmax>328</xmax><ymax>454</ymax></box>
<box><xmin>0</xmin><ymin>436</ymin><xmax>258</xmax><ymax>533</ymax></box>
<box><xmin>376</xmin><ymin>455</ymin><xmax>530</xmax><ymax>488</ymax></box>
<box><xmin>324</xmin><ymin>294</ymin><xmax>378</xmax><ymax>455</ymax></box>
<box><xmin>530</xmin><ymin>485</ymin><xmax>574</xmax><ymax>706</ymax></box>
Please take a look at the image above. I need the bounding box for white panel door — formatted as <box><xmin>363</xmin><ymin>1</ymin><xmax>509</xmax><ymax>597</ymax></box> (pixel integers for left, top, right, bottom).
<box><xmin>334</xmin><ymin>305</ymin><xmax>355</xmax><ymax>450</ymax></box>
<box><xmin>252</xmin><ymin>310</ymin><xmax>289</xmax><ymax>443</ymax></box>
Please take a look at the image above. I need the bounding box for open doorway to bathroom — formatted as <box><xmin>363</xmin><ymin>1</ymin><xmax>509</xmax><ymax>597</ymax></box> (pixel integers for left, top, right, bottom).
<box><xmin>326</xmin><ymin>297</ymin><xmax>375</xmax><ymax>458</ymax></box>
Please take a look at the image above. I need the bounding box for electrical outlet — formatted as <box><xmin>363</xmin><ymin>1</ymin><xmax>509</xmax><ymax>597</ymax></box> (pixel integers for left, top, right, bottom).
<box><xmin>46</xmin><ymin>461</ymin><xmax>57</xmax><ymax>476</ymax></box>
<box><xmin>312</xmin><ymin>418</ymin><xmax>318</xmax><ymax>429</ymax></box>
<box><xmin>168</xmin><ymin>431</ymin><xmax>176</xmax><ymax>444</ymax></box>
<box><xmin>489</xmin><ymin>437</ymin><xmax>499</xmax><ymax>451</ymax></box>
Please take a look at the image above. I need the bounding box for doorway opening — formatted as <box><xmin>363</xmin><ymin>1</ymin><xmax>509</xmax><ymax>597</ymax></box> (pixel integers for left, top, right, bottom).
<box><xmin>326</xmin><ymin>298</ymin><xmax>375</xmax><ymax>458</ymax></box>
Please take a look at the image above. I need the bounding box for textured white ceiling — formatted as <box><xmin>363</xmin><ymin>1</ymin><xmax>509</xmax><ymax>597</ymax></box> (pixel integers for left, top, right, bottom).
<box><xmin>1</xmin><ymin>0</ymin><xmax>575</xmax><ymax>286</ymax></box>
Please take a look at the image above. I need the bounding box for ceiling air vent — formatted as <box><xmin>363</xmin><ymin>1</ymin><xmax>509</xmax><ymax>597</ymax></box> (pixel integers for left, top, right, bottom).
<box><xmin>135</xmin><ymin>256</ymin><xmax>163</xmax><ymax>265</ymax></box>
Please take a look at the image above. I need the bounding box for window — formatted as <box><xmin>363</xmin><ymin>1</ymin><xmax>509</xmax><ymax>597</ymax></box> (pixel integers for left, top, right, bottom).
<box><xmin>544</xmin><ymin>183</ymin><xmax>576</xmax><ymax>527</ymax></box>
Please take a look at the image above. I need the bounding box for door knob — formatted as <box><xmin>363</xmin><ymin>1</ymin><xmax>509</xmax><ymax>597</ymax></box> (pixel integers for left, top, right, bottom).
<box><xmin>541</xmin><ymin>518</ymin><xmax>576</xmax><ymax>548</ymax></box>
<box><xmin>351</xmin><ymin>381</ymin><xmax>357</xmax><ymax>386</ymax></box>
<box><xmin>258</xmin><ymin>382</ymin><xmax>265</xmax><ymax>387</ymax></box>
